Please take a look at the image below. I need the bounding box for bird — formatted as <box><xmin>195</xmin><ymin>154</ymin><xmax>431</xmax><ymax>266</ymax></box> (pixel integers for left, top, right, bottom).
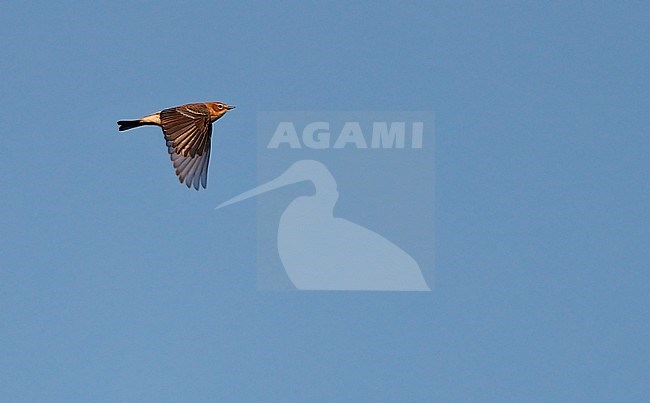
<box><xmin>217</xmin><ymin>160</ymin><xmax>430</xmax><ymax>291</ymax></box>
<box><xmin>117</xmin><ymin>101</ymin><xmax>235</xmax><ymax>190</ymax></box>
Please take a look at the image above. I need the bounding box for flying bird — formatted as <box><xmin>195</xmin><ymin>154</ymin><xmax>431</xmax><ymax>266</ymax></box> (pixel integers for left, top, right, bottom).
<box><xmin>117</xmin><ymin>101</ymin><xmax>235</xmax><ymax>190</ymax></box>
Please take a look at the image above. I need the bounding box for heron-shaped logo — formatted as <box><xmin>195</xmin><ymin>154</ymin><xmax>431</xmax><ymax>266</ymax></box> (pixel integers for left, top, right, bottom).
<box><xmin>217</xmin><ymin>159</ymin><xmax>430</xmax><ymax>291</ymax></box>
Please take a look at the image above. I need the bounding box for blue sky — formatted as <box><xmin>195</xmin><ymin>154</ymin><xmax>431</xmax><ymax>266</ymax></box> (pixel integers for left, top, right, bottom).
<box><xmin>1</xmin><ymin>1</ymin><xmax>648</xmax><ymax>401</ymax></box>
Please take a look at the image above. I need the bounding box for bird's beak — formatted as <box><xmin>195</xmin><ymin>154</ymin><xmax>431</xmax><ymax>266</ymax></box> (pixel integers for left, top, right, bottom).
<box><xmin>226</xmin><ymin>105</ymin><xmax>236</xmax><ymax>110</ymax></box>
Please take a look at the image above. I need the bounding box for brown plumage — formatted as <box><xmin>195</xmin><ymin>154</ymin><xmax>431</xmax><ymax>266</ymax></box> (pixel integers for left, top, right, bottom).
<box><xmin>117</xmin><ymin>101</ymin><xmax>235</xmax><ymax>190</ymax></box>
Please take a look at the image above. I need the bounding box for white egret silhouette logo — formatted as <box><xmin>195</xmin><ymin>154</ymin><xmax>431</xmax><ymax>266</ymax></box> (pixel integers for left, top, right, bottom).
<box><xmin>217</xmin><ymin>160</ymin><xmax>430</xmax><ymax>291</ymax></box>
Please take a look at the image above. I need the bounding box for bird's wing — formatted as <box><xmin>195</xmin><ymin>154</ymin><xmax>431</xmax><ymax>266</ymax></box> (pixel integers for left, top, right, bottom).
<box><xmin>160</xmin><ymin>105</ymin><xmax>212</xmax><ymax>158</ymax></box>
<box><xmin>167</xmin><ymin>124</ymin><xmax>212</xmax><ymax>190</ymax></box>
<box><xmin>160</xmin><ymin>105</ymin><xmax>213</xmax><ymax>190</ymax></box>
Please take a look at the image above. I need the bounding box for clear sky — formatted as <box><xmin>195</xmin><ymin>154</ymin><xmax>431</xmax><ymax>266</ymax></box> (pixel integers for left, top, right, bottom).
<box><xmin>1</xmin><ymin>1</ymin><xmax>648</xmax><ymax>401</ymax></box>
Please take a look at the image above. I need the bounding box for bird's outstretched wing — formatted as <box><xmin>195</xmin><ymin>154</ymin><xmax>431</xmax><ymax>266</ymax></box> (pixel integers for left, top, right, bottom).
<box><xmin>160</xmin><ymin>105</ymin><xmax>213</xmax><ymax>190</ymax></box>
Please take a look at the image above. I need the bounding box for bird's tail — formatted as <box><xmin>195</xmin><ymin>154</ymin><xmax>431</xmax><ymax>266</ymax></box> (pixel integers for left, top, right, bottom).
<box><xmin>117</xmin><ymin>119</ymin><xmax>157</xmax><ymax>131</ymax></box>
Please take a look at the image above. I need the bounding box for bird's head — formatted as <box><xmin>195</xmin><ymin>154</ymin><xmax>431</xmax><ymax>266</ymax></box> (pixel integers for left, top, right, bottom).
<box><xmin>211</xmin><ymin>102</ymin><xmax>236</xmax><ymax>120</ymax></box>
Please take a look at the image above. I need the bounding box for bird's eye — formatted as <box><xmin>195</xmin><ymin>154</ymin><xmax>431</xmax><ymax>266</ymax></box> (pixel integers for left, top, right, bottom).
<box><xmin>218</xmin><ymin>104</ymin><xmax>224</xmax><ymax>110</ymax></box>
